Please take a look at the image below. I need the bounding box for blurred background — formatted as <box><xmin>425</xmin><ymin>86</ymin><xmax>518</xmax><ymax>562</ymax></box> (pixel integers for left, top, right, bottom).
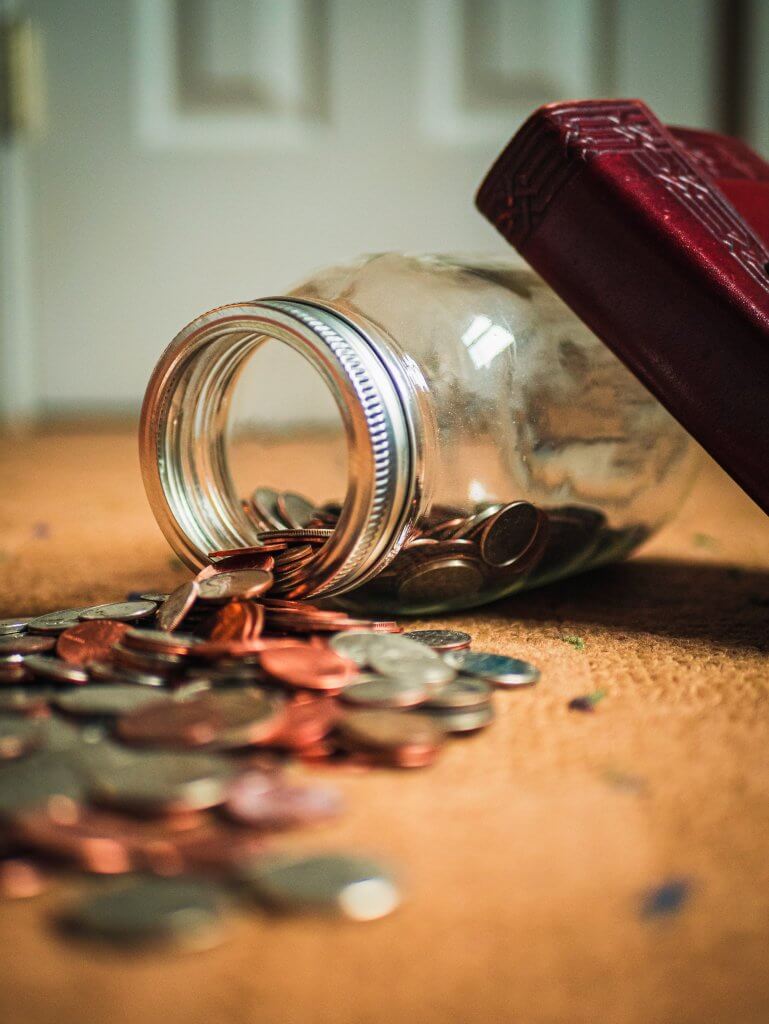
<box><xmin>1</xmin><ymin>0</ymin><xmax>767</xmax><ymax>429</ymax></box>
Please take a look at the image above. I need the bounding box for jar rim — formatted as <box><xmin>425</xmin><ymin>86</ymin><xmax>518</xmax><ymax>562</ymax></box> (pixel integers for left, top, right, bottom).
<box><xmin>139</xmin><ymin>298</ymin><xmax>418</xmax><ymax>598</ymax></box>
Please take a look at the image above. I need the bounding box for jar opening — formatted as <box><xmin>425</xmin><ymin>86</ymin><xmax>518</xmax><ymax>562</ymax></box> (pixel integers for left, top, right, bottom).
<box><xmin>140</xmin><ymin>300</ymin><xmax>417</xmax><ymax>598</ymax></box>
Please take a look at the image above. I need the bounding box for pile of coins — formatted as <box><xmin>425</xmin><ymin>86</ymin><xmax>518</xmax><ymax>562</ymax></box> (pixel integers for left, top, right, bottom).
<box><xmin>0</xmin><ymin>549</ymin><xmax>539</xmax><ymax>949</ymax></box>
<box><xmin>246</xmin><ymin>487</ymin><xmax>647</xmax><ymax>606</ymax></box>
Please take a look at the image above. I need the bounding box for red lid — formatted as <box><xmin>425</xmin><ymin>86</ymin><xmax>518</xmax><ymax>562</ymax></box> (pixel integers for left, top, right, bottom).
<box><xmin>476</xmin><ymin>99</ymin><xmax>769</xmax><ymax>516</ymax></box>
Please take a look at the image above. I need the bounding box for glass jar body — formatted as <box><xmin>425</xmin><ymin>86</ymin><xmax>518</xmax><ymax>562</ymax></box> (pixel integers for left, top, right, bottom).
<box><xmin>140</xmin><ymin>253</ymin><xmax>699</xmax><ymax>615</ymax></box>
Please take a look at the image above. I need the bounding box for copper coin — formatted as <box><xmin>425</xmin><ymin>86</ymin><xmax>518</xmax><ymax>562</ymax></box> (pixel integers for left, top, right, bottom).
<box><xmin>208</xmin><ymin>601</ymin><xmax>262</xmax><ymax>643</ymax></box>
<box><xmin>269</xmin><ymin>696</ymin><xmax>338</xmax><ymax>750</ymax></box>
<box><xmin>0</xmin><ymin>635</ymin><xmax>56</xmax><ymax>656</ymax></box>
<box><xmin>57</xmin><ymin>620</ymin><xmax>129</xmax><ymax>665</ymax></box>
<box><xmin>197</xmin><ymin>569</ymin><xmax>273</xmax><ymax>603</ymax></box>
<box><xmin>259</xmin><ymin>646</ymin><xmax>357</xmax><ymax>691</ymax></box>
<box><xmin>202</xmin><ymin>550</ymin><xmax>276</xmax><ymax>575</ymax></box>
<box><xmin>200</xmin><ymin>689</ymin><xmax>287</xmax><ymax>749</ymax></box>
<box><xmin>111</xmin><ymin>643</ymin><xmax>184</xmax><ymax>677</ymax></box>
<box><xmin>156</xmin><ymin>580</ymin><xmax>199</xmax><ymax>632</ymax></box>
<box><xmin>23</xmin><ymin>654</ymin><xmax>88</xmax><ymax>685</ymax></box>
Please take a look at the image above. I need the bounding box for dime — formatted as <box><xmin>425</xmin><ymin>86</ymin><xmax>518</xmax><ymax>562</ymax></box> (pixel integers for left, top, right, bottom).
<box><xmin>27</xmin><ymin>609</ymin><xmax>83</xmax><ymax>634</ymax></box>
<box><xmin>79</xmin><ymin>600</ymin><xmax>157</xmax><ymax>622</ymax></box>
<box><xmin>23</xmin><ymin>654</ymin><xmax>89</xmax><ymax>685</ymax></box>
<box><xmin>339</xmin><ymin>674</ymin><xmax>429</xmax><ymax>709</ymax></box>
<box><xmin>0</xmin><ymin>634</ymin><xmax>56</xmax><ymax>655</ymax></box>
<box><xmin>277</xmin><ymin>491</ymin><xmax>318</xmax><ymax>530</ymax></box>
<box><xmin>328</xmin><ymin>630</ymin><xmax>382</xmax><ymax>667</ymax></box>
<box><xmin>56</xmin><ymin>620</ymin><xmax>129</xmax><ymax>665</ymax></box>
<box><xmin>53</xmin><ymin>685</ymin><xmax>169</xmax><ymax>718</ymax></box>
<box><xmin>424</xmin><ymin>676</ymin><xmax>492</xmax><ymax>709</ymax></box>
<box><xmin>259</xmin><ymin>646</ymin><xmax>357</xmax><ymax>691</ymax></box>
<box><xmin>156</xmin><ymin>580</ymin><xmax>199</xmax><ymax>632</ymax></box>
<box><xmin>366</xmin><ymin>635</ymin><xmax>456</xmax><ymax>688</ymax></box>
<box><xmin>402</xmin><ymin>629</ymin><xmax>471</xmax><ymax>652</ymax></box>
<box><xmin>0</xmin><ymin>617</ymin><xmax>32</xmax><ymax>636</ymax></box>
<box><xmin>197</xmin><ymin>569</ymin><xmax>273</xmax><ymax>603</ymax></box>
<box><xmin>446</xmin><ymin>651</ymin><xmax>540</xmax><ymax>688</ymax></box>
<box><xmin>418</xmin><ymin>703</ymin><xmax>495</xmax><ymax>733</ymax></box>
<box><xmin>225</xmin><ymin>771</ymin><xmax>343</xmax><ymax>829</ymax></box>
<box><xmin>122</xmin><ymin>627</ymin><xmax>200</xmax><ymax>657</ymax></box>
<box><xmin>202</xmin><ymin>689</ymin><xmax>287</xmax><ymax>750</ymax></box>
<box><xmin>240</xmin><ymin>852</ymin><xmax>399</xmax><ymax>920</ymax></box>
<box><xmin>60</xmin><ymin>876</ymin><xmax>229</xmax><ymax>948</ymax></box>
<box><xmin>336</xmin><ymin>708</ymin><xmax>445</xmax><ymax>766</ymax></box>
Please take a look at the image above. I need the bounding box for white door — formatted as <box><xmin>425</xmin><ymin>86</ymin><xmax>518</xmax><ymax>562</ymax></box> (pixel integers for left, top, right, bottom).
<box><xmin>1</xmin><ymin>0</ymin><xmax>747</xmax><ymax>426</ymax></box>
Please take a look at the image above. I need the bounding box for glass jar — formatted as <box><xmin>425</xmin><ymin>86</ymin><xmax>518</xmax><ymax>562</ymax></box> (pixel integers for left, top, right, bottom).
<box><xmin>139</xmin><ymin>253</ymin><xmax>698</xmax><ymax>614</ymax></box>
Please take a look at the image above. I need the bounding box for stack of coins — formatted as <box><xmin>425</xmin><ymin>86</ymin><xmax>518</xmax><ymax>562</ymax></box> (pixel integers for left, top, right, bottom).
<box><xmin>246</xmin><ymin>487</ymin><xmax>647</xmax><ymax>606</ymax></box>
<box><xmin>0</xmin><ymin>554</ymin><xmax>540</xmax><ymax>949</ymax></box>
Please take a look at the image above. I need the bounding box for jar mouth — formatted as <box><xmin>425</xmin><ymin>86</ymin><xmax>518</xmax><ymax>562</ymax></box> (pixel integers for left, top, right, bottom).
<box><xmin>139</xmin><ymin>299</ymin><xmax>418</xmax><ymax>599</ymax></box>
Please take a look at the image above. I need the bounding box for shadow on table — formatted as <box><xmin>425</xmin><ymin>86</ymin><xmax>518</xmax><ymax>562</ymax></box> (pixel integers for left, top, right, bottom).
<box><xmin>488</xmin><ymin>557</ymin><xmax>769</xmax><ymax>654</ymax></box>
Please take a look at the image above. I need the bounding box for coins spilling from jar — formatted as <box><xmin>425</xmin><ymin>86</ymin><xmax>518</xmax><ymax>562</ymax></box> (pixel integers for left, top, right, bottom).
<box><xmin>245</xmin><ymin>487</ymin><xmax>648</xmax><ymax>607</ymax></box>
<box><xmin>0</xmin><ymin>555</ymin><xmax>540</xmax><ymax>949</ymax></box>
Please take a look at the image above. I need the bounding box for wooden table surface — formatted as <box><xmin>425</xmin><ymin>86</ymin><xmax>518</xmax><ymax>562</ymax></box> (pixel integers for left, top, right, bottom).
<box><xmin>2</xmin><ymin>426</ymin><xmax>769</xmax><ymax>1024</ymax></box>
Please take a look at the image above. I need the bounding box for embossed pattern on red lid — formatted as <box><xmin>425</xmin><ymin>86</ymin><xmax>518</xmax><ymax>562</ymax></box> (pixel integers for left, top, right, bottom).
<box><xmin>476</xmin><ymin>99</ymin><xmax>769</xmax><ymax>516</ymax></box>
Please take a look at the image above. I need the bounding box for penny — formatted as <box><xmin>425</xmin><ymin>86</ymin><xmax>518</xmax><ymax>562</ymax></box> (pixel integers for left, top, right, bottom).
<box><xmin>57</xmin><ymin>620</ymin><xmax>129</xmax><ymax>665</ymax></box>
<box><xmin>117</xmin><ymin>697</ymin><xmax>220</xmax><ymax>748</ymax></box>
<box><xmin>208</xmin><ymin>601</ymin><xmax>263</xmax><ymax>642</ymax></box>
<box><xmin>198</xmin><ymin>569</ymin><xmax>273</xmax><ymax>602</ymax></box>
<box><xmin>27</xmin><ymin>609</ymin><xmax>83</xmax><ymax>634</ymax></box>
<box><xmin>156</xmin><ymin>580</ymin><xmax>199</xmax><ymax>632</ymax></box>
<box><xmin>79</xmin><ymin>600</ymin><xmax>157</xmax><ymax>622</ymax></box>
<box><xmin>269</xmin><ymin>696</ymin><xmax>338</xmax><ymax>750</ymax></box>
<box><xmin>0</xmin><ymin>617</ymin><xmax>32</xmax><ymax>636</ymax></box>
<box><xmin>446</xmin><ymin>652</ymin><xmax>540</xmax><ymax>688</ymax></box>
<box><xmin>23</xmin><ymin>655</ymin><xmax>89</xmax><ymax>685</ymax></box>
<box><xmin>53</xmin><ymin>685</ymin><xmax>169</xmax><ymax>718</ymax></box>
<box><xmin>402</xmin><ymin>629</ymin><xmax>471</xmax><ymax>652</ymax></box>
<box><xmin>340</xmin><ymin>674</ymin><xmax>429</xmax><ymax>709</ymax></box>
<box><xmin>60</xmin><ymin>876</ymin><xmax>229</xmax><ymax>947</ymax></box>
<box><xmin>0</xmin><ymin>634</ymin><xmax>56</xmax><ymax>655</ymax></box>
<box><xmin>0</xmin><ymin>858</ymin><xmax>48</xmax><ymax>899</ymax></box>
<box><xmin>260</xmin><ymin>646</ymin><xmax>357</xmax><ymax>691</ymax></box>
<box><xmin>225</xmin><ymin>771</ymin><xmax>343</xmax><ymax>829</ymax></box>
<box><xmin>478</xmin><ymin>501</ymin><xmax>546</xmax><ymax>568</ymax></box>
<box><xmin>240</xmin><ymin>853</ymin><xmax>399</xmax><ymax>920</ymax></box>
<box><xmin>87</xmin><ymin>749</ymin><xmax>234</xmax><ymax>814</ymax></box>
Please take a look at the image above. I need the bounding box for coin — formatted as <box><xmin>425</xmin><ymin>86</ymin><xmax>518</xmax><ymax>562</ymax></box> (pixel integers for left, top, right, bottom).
<box><xmin>336</xmin><ymin>708</ymin><xmax>445</xmax><ymax>765</ymax></box>
<box><xmin>197</xmin><ymin>569</ymin><xmax>273</xmax><ymax>602</ymax></box>
<box><xmin>202</xmin><ymin>689</ymin><xmax>287</xmax><ymax>750</ymax></box>
<box><xmin>156</xmin><ymin>580</ymin><xmax>199</xmax><ymax>632</ymax></box>
<box><xmin>117</xmin><ymin>697</ymin><xmax>220</xmax><ymax>748</ymax></box>
<box><xmin>328</xmin><ymin>630</ymin><xmax>382</xmax><ymax>667</ymax></box>
<box><xmin>478</xmin><ymin>501</ymin><xmax>547</xmax><ymax>568</ymax></box>
<box><xmin>366</xmin><ymin>635</ymin><xmax>456</xmax><ymax>688</ymax></box>
<box><xmin>122</xmin><ymin>627</ymin><xmax>200</xmax><ymax>657</ymax></box>
<box><xmin>240</xmin><ymin>852</ymin><xmax>399</xmax><ymax>920</ymax></box>
<box><xmin>0</xmin><ymin>716</ymin><xmax>45</xmax><ymax>760</ymax></box>
<box><xmin>138</xmin><ymin>592</ymin><xmax>170</xmax><ymax>603</ymax></box>
<box><xmin>61</xmin><ymin>876</ymin><xmax>229</xmax><ymax>948</ymax></box>
<box><xmin>79</xmin><ymin>600</ymin><xmax>157</xmax><ymax>622</ymax></box>
<box><xmin>418</xmin><ymin>703</ymin><xmax>495</xmax><ymax>733</ymax></box>
<box><xmin>424</xmin><ymin>676</ymin><xmax>492</xmax><ymax>709</ymax></box>
<box><xmin>397</xmin><ymin>557</ymin><xmax>484</xmax><ymax>605</ymax></box>
<box><xmin>225</xmin><ymin>772</ymin><xmax>343</xmax><ymax>829</ymax></box>
<box><xmin>340</xmin><ymin>674</ymin><xmax>429</xmax><ymax>709</ymax></box>
<box><xmin>56</xmin><ymin>620</ymin><xmax>129</xmax><ymax>665</ymax></box>
<box><xmin>0</xmin><ymin>751</ymin><xmax>83</xmax><ymax>814</ymax></box>
<box><xmin>446</xmin><ymin>651</ymin><xmax>540</xmax><ymax>687</ymax></box>
<box><xmin>87</xmin><ymin>749</ymin><xmax>234</xmax><ymax>814</ymax></box>
<box><xmin>27</xmin><ymin>609</ymin><xmax>83</xmax><ymax>634</ymax></box>
<box><xmin>259</xmin><ymin>646</ymin><xmax>357</xmax><ymax>691</ymax></box>
<box><xmin>268</xmin><ymin>696</ymin><xmax>338</xmax><ymax>750</ymax></box>
<box><xmin>250</xmin><ymin>486</ymin><xmax>285</xmax><ymax>530</ymax></box>
<box><xmin>23</xmin><ymin>655</ymin><xmax>89</xmax><ymax>685</ymax></box>
<box><xmin>402</xmin><ymin>629</ymin><xmax>471</xmax><ymax>652</ymax></box>
<box><xmin>53</xmin><ymin>685</ymin><xmax>169</xmax><ymax>718</ymax></box>
<box><xmin>0</xmin><ymin>634</ymin><xmax>56</xmax><ymax>655</ymax></box>
<box><xmin>277</xmin><ymin>491</ymin><xmax>318</xmax><ymax>530</ymax></box>
<box><xmin>0</xmin><ymin>617</ymin><xmax>32</xmax><ymax>636</ymax></box>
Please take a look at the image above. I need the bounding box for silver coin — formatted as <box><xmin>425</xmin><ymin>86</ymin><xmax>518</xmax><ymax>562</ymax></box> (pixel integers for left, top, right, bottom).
<box><xmin>0</xmin><ymin>616</ymin><xmax>32</xmax><ymax>636</ymax></box>
<box><xmin>340</xmin><ymin>674</ymin><xmax>428</xmax><ymax>709</ymax></box>
<box><xmin>328</xmin><ymin>630</ymin><xmax>385</xmax><ymax>667</ymax></box>
<box><xmin>138</xmin><ymin>592</ymin><xmax>170</xmax><ymax>604</ymax></box>
<box><xmin>79</xmin><ymin>600</ymin><xmax>157</xmax><ymax>622</ymax></box>
<box><xmin>23</xmin><ymin>655</ymin><xmax>89</xmax><ymax>685</ymax></box>
<box><xmin>402</xmin><ymin>629</ymin><xmax>471</xmax><ymax>652</ymax></box>
<box><xmin>250</xmin><ymin>487</ymin><xmax>284</xmax><ymax>530</ymax></box>
<box><xmin>86</xmin><ymin>661</ymin><xmax>167</xmax><ymax>688</ymax></box>
<box><xmin>451</xmin><ymin>503</ymin><xmax>505</xmax><ymax>539</ymax></box>
<box><xmin>0</xmin><ymin>716</ymin><xmax>45</xmax><ymax>760</ymax></box>
<box><xmin>61</xmin><ymin>877</ymin><xmax>229</xmax><ymax>948</ymax></box>
<box><xmin>86</xmin><ymin>749</ymin><xmax>234</xmax><ymax>813</ymax></box>
<box><xmin>418</xmin><ymin>703</ymin><xmax>495</xmax><ymax>733</ymax></box>
<box><xmin>279</xmin><ymin>491</ymin><xmax>318</xmax><ymax>530</ymax></box>
<box><xmin>425</xmin><ymin>676</ymin><xmax>492</xmax><ymax>710</ymax></box>
<box><xmin>367</xmin><ymin>635</ymin><xmax>456</xmax><ymax>687</ymax></box>
<box><xmin>27</xmin><ymin>609</ymin><xmax>83</xmax><ymax>634</ymax></box>
<box><xmin>0</xmin><ymin>750</ymin><xmax>83</xmax><ymax>813</ymax></box>
<box><xmin>446</xmin><ymin>651</ymin><xmax>540</xmax><ymax>688</ymax></box>
<box><xmin>53</xmin><ymin>685</ymin><xmax>169</xmax><ymax>718</ymax></box>
<box><xmin>197</xmin><ymin>569</ymin><xmax>273</xmax><ymax>602</ymax></box>
<box><xmin>240</xmin><ymin>853</ymin><xmax>400</xmax><ymax>920</ymax></box>
<box><xmin>397</xmin><ymin>557</ymin><xmax>484</xmax><ymax>605</ymax></box>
